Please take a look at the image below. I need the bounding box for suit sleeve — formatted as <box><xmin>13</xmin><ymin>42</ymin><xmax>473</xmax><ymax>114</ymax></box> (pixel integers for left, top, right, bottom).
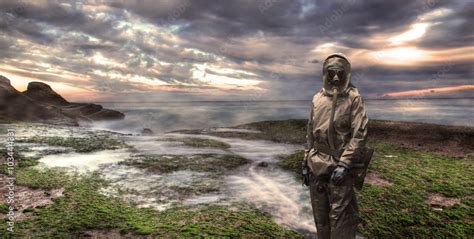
<box><xmin>339</xmin><ymin>95</ymin><xmax>369</xmax><ymax>167</ymax></box>
<box><xmin>304</xmin><ymin>102</ymin><xmax>315</xmax><ymax>161</ymax></box>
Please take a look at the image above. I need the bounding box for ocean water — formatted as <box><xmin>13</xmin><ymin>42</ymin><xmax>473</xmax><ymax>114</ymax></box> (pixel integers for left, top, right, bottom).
<box><xmin>93</xmin><ymin>98</ymin><xmax>473</xmax><ymax>134</ymax></box>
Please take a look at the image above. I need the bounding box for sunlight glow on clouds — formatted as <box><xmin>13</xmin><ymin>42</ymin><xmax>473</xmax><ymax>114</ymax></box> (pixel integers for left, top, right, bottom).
<box><xmin>92</xmin><ymin>53</ymin><xmax>125</xmax><ymax>68</ymax></box>
<box><xmin>418</xmin><ymin>7</ymin><xmax>453</xmax><ymax>21</ymax></box>
<box><xmin>369</xmin><ymin>47</ymin><xmax>430</xmax><ymax>66</ymax></box>
<box><xmin>389</xmin><ymin>23</ymin><xmax>428</xmax><ymax>45</ymax></box>
<box><xmin>384</xmin><ymin>85</ymin><xmax>474</xmax><ymax>97</ymax></box>
<box><xmin>311</xmin><ymin>43</ymin><xmax>336</xmax><ymax>52</ymax></box>
<box><xmin>192</xmin><ymin>64</ymin><xmax>263</xmax><ymax>91</ymax></box>
<box><xmin>0</xmin><ymin>69</ymin><xmax>96</xmax><ymax>99</ymax></box>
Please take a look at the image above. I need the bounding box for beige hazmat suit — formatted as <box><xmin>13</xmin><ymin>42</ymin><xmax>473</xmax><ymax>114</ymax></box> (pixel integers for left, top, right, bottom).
<box><xmin>304</xmin><ymin>53</ymin><xmax>369</xmax><ymax>239</ymax></box>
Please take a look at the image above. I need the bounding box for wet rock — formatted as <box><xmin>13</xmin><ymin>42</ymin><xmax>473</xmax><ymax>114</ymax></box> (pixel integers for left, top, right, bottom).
<box><xmin>88</xmin><ymin>108</ymin><xmax>125</xmax><ymax>120</ymax></box>
<box><xmin>77</xmin><ymin>103</ymin><xmax>103</xmax><ymax>115</ymax></box>
<box><xmin>141</xmin><ymin>128</ymin><xmax>154</xmax><ymax>135</ymax></box>
<box><xmin>257</xmin><ymin>161</ymin><xmax>269</xmax><ymax>167</ymax></box>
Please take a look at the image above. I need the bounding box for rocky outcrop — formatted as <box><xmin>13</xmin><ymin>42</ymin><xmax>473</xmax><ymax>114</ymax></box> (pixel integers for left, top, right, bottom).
<box><xmin>141</xmin><ymin>128</ymin><xmax>154</xmax><ymax>135</ymax></box>
<box><xmin>0</xmin><ymin>76</ymin><xmax>75</xmax><ymax>125</ymax></box>
<box><xmin>60</xmin><ymin>102</ymin><xmax>125</xmax><ymax>121</ymax></box>
<box><xmin>23</xmin><ymin>81</ymin><xmax>70</xmax><ymax>106</ymax></box>
<box><xmin>0</xmin><ymin>75</ymin><xmax>125</xmax><ymax>125</ymax></box>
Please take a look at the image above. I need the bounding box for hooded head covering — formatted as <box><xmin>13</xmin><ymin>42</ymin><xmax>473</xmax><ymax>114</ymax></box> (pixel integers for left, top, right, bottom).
<box><xmin>322</xmin><ymin>53</ymin><xmax>355</xmax><ymax>96</ymax></box>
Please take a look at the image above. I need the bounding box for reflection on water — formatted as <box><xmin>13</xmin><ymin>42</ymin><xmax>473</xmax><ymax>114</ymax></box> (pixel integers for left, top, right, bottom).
<box><xmin>94</xmin><ymin>98</ymin><xmax>473</xmax><ymax>133</ymax></box>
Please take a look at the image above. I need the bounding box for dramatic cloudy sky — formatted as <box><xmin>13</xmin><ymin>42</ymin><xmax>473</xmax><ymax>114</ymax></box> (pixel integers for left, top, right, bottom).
<box><xmin>0</xmin><ymin>0</ymin><xmax>472</xmax><ymax>102</ymax></box>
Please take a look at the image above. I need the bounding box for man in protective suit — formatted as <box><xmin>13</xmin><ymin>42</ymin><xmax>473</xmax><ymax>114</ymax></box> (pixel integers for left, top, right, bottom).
<box><xmin>303</xmin><ymin>53</ymin><xmax>369</xmax><ymax>239</ymax></box>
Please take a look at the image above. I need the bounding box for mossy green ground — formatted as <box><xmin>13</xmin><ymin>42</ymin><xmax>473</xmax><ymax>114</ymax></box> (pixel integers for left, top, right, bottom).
<box><xmin>0</xmin><ymin>167</ymin><xmax>300</xmax><ymax>238</ymax></box>
<box><xmin>0</xmin><ymin>117</ymin><xmax>20</xmax><ymax>124</ymax></box>
<box><xmin>0</xmin><ymin>146</ymin><xmax>40</xmax><ymax>176</ymax></box>
<box><xmin>279</xmin><ymin>140</ymin><xmax>474</xmax><ymax>238</ymax></box>
<box><xmin>119</xmin><ymin>153</ymin><xmax>249</xmax><ymax>173</ymax></box>
<box><xmin>17</xmin><ymin>135</ymin><xmax>128</xmax><ymax>153</ymax></box>
<box><xmin>172</xmin><ymin>119</ymin><xmax>307</xmax><ymax>144</ymax></box>
<box><xmin>236</xmin><ymin>119</ymin><xmax>307</xmax><ymax>144</ymax></box>
<box><xmin>165</xmin><ymin>137</ymin><xmax>231</xmax><ymax>149</ymax></box>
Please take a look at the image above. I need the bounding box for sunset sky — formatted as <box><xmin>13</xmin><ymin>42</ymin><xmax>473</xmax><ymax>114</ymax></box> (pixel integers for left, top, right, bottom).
<box><xmin>0</xmin><ymin>0</ymin><xmax>472</xmax><ymax>102</ymax></box>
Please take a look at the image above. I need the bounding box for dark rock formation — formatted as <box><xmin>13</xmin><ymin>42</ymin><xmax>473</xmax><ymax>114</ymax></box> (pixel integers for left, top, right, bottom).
<box><xmin>141</xmin><ymin>128</ymin><xmax>154</xmax><ymax>135</ymax></box>
<box><xmin>0</xmin><ymin>75</ymin><xmax>125</xmax><ymax>125</ymax></box>
<box><xmin>0</xmin><ymin>76</ymin><xmax>75</xmax><ymax>125</ymax></box>
<box><xmin>61</xmin><ymin>103</ymin><xmax>124</xmax><ymax>121</ymax></box>
<box><xmin>23</xmin><ymin>82</ymin><xmax>70</xmax><ymax>106</ymax></box>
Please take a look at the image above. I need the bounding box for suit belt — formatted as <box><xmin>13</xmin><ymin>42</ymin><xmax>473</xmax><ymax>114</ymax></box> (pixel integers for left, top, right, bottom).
<box><xmin>313</xmin><ymin>142</ymin><xmax>344</xmax><ymax>159</ymax></box>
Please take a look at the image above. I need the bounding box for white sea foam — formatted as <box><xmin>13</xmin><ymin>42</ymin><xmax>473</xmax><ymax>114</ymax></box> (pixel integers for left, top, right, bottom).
<box><xmin>35</xmin><ymin>148</ymin><xmax>131</xmax><ymax>173</ymax></box>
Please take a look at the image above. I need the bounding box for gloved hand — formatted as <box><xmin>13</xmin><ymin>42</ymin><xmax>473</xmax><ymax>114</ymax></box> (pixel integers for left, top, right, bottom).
<box><xmin>331</xmin><ymin>161</ymin><xmax>351</xmax><ymax>185</ymax></box>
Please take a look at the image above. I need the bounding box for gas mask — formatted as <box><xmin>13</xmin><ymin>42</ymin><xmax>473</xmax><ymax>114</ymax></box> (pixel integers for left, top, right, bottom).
<box><xmin>322</xmin><ymin>53</ymin><xmax>351</xmax><ymax>96</ymax></box>
<box><xmin>321</xmin><ymin>53</ymin><xmax>352</xmax><ymax>151</ymax></box>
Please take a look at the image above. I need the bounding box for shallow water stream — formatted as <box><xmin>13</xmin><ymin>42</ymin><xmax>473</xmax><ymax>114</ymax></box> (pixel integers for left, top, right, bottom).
<box><xmin>1</xmin><ymin>123</ymin><xmax>316</xmax><ymax>234</ymax></box>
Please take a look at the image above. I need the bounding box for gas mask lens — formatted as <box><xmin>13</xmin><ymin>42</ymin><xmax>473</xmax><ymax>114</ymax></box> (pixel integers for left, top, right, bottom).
<box><xmin>328</xmin><ymin>69</ymin><xmax>345</xmax><ymax>82</ymax></box>
<box><xmin>328</xmin><ymin>69</ymin><xmax>344</xmax><ymax>79</ymax></box>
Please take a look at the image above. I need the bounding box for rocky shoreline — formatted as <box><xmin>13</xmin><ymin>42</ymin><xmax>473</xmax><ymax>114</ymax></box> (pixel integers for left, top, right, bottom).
<box><xmin>174</xmin><ymin>119</ymin><xmax>473</xmax><ymax>158</ymax></box>
<box><xmin>0</xmin><ymin>75</ymin><xmax>125</xmax><ymax>126</ymax></box>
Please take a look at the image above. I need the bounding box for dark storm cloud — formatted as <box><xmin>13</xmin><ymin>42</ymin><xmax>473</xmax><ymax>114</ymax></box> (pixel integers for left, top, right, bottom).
<box><xmin>109</xmin><ymin>0</ymin><xmax>301</xmax><ymax>35</ymax></box>
<box><xmin>0</xmin><ymin>1</ymin><xmax>86</xmax><ymax>26</ymax></box>
<box><xmin>355</xmin><ymin>63</ymin><xmax>473</xmax><ymax>82</ymax></box>
<box><xmin>109</xmin><ymin>0</ymin><xmax>455</xmax><ymax>50</ymax></box>
<box><xmin>110</xmin><ymin>0</ymin><xmax>428</xmax><ymax>35</ymax></box>
<box><xmin>0</xmin><ymin>0</ymin><xmax>472</xmax><ymax>101</ymax></box>
<box><xmin>418</xmin><ymin>1</ymin><xmax>474</xmax><ymax>49</ymax></box>
<box><xmin>0</xmin><ymin>1</ymin><xmax>83</xmax><ymax>45</ymax></box>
